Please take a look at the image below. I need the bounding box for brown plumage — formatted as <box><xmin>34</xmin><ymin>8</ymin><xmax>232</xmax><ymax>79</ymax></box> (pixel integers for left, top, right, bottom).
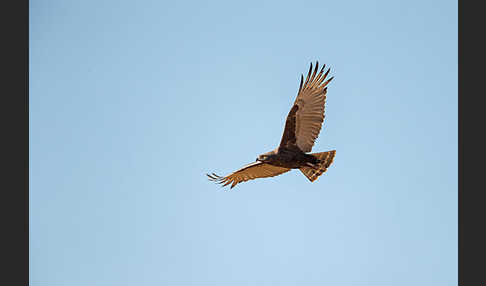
<box><xmin>207</xmin><ymin>61</ymin><xmax>336</xmax><ymax>189</ymax></box>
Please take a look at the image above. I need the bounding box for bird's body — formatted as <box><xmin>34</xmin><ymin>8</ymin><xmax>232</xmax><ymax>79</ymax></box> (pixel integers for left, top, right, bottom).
<box><xmin>258</xmin><ymin>148</ymin><xmax>318</xmax><ymax>169</ymax></box>
<box><xmin>208</xmin><ymin>61</ymin><xmax>336</xmax><ymax>189</ymax></box>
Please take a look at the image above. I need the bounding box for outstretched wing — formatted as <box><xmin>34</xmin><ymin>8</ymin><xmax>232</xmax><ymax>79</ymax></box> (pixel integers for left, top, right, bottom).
<box><xmin>207</xmin><ymin>162</ymin><xmax>290</xmax><ymax>189</ymax></box>
<box><xmin>279</xmin><ymin>61</ymin><xmax>334</xmax><ymax>152</ymax></box>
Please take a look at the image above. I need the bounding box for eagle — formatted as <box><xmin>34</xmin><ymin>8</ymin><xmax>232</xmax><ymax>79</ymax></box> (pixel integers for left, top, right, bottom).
<box><xmin>207</xmin><ymin>61</ymin><xmax>336</xmax><ymax>189</ymax></box>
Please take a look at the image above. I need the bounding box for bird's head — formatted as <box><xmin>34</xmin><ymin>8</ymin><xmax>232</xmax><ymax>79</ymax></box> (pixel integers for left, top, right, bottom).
<box><xmin>256</xmin><ymin>151</ymin><xmax>276</xmax><ymax>162</ymax></box>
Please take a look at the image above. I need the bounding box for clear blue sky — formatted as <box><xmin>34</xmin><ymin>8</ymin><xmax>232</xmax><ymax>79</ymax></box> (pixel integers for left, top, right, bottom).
<box><xmin>30</xmin><ymin>0</ymin><xmax>457</xmax><ymax>285</ymax></box>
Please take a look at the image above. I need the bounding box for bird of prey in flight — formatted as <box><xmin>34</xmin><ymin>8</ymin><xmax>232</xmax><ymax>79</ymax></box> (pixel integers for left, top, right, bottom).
<box><xmin>207</xmin><ymin>61</ymin><xmax>336</xmax><ymax>189</ymax></box>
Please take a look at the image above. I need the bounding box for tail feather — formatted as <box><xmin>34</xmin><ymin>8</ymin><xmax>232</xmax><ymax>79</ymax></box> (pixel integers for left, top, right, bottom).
<box><xmin>300</xmin><ymin>150</ymin><xmax>336</xmax><ymax>182</ymax></box>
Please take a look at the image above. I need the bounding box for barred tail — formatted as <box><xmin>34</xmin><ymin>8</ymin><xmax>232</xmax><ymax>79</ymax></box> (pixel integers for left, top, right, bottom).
<box><xmin>299</xmin><ymin>150</ymin><xmax>336</xmax><ymax>182</ymax></box>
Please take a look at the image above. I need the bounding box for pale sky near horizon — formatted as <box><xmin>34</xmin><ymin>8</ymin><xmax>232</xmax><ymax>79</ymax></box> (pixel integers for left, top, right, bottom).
<box><xmin>30</xmin><ymin>0</ymin><xmax>457</xmax><ymax>285</ymax></box>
